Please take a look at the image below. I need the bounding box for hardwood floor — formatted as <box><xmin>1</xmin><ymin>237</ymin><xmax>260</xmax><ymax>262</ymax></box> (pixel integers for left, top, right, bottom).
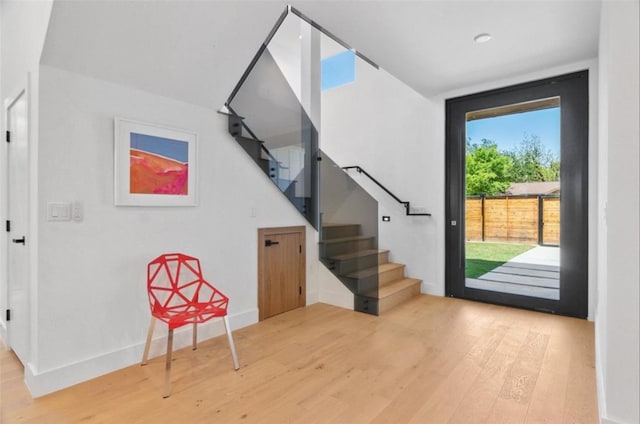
<box><xmin>0</xmin><ymin>295</ymin><xmax>598</xmax><ymax>423</ymax></box>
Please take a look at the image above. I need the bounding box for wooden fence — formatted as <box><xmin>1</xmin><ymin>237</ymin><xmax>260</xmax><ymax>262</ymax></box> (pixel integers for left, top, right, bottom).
<box><xmin>466</xmin><ymin>195</ymin><xmax>560</xmax><ymax>245</ymax></box>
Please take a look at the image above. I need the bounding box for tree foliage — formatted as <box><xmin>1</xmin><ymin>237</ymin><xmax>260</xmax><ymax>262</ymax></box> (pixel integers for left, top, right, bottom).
<box><xmin>465</xmin><ymin>134</ymin><xmax>559</xmax><ymax>196</ymax></box>
<box><xmin>505</xmin><ymin>134</ymin><xmax>559</xmax><ymax>183</ymax></box>
<box><xmin>465</xmin><ymin>139</ymin><xmax>512</xmax><ymax>195</ymax></box>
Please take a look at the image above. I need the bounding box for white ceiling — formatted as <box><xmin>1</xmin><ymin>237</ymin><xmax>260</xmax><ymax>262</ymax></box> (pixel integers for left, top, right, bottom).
<box><xmin>41</xmin><ymin>0</ymin><xmax>601</xmax><ymax>109</ymax></box>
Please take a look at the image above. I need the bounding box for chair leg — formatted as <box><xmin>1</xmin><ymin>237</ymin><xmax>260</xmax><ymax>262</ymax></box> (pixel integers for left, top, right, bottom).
<box><xmin>192</xmin><ymin>323</ymin><xmax>197</xmax><ymax>350</ymax></box>
<box><xmin>141</xmin><ymin>317</ymin><xmax>156</xmax><ymax>365</ymax></box>
<box><xmin>163</xmin><ymin>328</ymin><xmax>174</xmax><ymax>398</ymax></box>
<box><xmin>223</xmin><ymin>315</ymin><xmax>240</xmax><ymax>370</ymax></box>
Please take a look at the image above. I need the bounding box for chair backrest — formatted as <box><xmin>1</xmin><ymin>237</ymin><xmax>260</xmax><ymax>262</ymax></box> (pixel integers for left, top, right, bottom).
<box><xmin>147</xmin><ymin>253</ymin><xmax>229</xmax><ymax>327</ymax></box>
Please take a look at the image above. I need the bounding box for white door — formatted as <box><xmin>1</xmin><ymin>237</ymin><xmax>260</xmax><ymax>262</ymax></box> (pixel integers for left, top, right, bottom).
<box><xmin>5</xmin><ymin>88</ymin><xmax>30</xmax><ymax>364</ymax></box>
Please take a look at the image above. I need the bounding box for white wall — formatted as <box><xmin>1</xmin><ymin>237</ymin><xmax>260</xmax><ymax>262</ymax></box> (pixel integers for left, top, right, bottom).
<box><xmin>0</xmin><ymin>0</ymin><xmax>53</xmax><ymax>353</ymax></box>
<box><xmin>321</xmin><ymin>59</ymin><xmax>442</xmax><ymax>294</ymax></box>
<box><xmin>596</xmin><ymin>1</ymin><xmax>640</xmax><ymax>423</ymax></box>
<box><xmin>0</xmin><ymin>0</ymin><xmax>52</xmax><ymax>98</ymax></box>
<box><xmin>27</xmin><ymin>65</ymin><xmax>324</xmax><ymax>396</ymax></box>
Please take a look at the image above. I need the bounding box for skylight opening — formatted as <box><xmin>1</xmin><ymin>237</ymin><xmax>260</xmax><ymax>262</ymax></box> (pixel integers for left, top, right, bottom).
<box><xmin>321</xmin><ymin>50</ymin><xmax>356</xmax><ymax>91</ymax></box>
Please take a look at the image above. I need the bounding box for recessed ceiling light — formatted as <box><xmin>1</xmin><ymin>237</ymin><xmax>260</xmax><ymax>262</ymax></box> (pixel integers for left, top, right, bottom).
<box><xmin>473</xmin><ymin>33</ymin><xmax>492</xmax><ymax>43</ymax></box>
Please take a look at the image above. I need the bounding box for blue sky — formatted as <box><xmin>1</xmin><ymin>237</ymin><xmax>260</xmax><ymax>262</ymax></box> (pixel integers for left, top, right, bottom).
<box><xmin>130</xmin><ymin>132</ymin><xmax>189</xmax><ymax>163</ymax></box>
<box><xmin>321</xmin><ymin>50</ymin><xmax>355</xmax><ymax>91</ymax></box>
<box><xmin>466</xmin><ymin>107</ymin><xmax>560</xmax><ymax>158</ymax></box>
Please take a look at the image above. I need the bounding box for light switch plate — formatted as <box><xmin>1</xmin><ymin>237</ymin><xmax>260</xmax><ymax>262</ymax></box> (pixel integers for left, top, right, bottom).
<box><xmin>47</xmin><ymin>202</ymin><xmax>71</xmax><ymax>221</ymax></box>
<box><xmin>72</xmin><ymin>201</ymin><xmax>83</xmax><ymax>222</ymax></box>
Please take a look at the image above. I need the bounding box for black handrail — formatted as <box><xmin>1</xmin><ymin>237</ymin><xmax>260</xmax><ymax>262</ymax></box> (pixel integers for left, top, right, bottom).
<box><xmin>342</xmin><ymin>166</ymin><xmax>431</xmax><ymax>216</ymax></box>
<box><xmin>226</xmin><ymin>7</ymin><xmax>289</xmax><ymax>105</ymax></box>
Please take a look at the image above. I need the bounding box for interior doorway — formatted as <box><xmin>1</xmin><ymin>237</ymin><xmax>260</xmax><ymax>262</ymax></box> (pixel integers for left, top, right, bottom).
<box><xmin>445</xmin><ymin>71</ymin><xmax>589</xmax><ymax>318</ymax></box>
<box><xmin>257</xmin><ymin>226</ymin><xmax>306</xmax><ymax>320</ymax></box>
<box><xmin>4</xmin><ymin>87</ymin><xmax>30</xmax><ymax>363</ymax></box>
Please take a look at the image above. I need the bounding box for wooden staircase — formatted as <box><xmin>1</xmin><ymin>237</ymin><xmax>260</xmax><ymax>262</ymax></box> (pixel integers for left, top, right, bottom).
<box><xmin>320</xmin><ymin>223</ymin><xmax>421</xmax><ymax>314</ymax></box>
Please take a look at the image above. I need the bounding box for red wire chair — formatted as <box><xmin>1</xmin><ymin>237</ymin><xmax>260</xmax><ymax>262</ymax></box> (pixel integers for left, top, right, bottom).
<box><xmin>141</xmin><ymin>253</ymin><xmax>239</xmax><ymax>397</ymax></box>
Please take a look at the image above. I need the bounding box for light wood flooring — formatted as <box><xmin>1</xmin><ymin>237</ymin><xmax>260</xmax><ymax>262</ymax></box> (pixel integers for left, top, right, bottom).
<box><xmin>0</xmin><ymin>295</ymin><xmax>598</xmax><ymax>423</ymax></box>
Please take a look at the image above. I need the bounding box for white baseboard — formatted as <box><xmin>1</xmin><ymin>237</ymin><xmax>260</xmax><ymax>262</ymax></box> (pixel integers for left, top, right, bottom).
<box><xmin>595</xmin><ymin>332</ymin><xmax>608</xmax><ymax>424</ymax></box>
<box><xmin>24</xmin><ymin>308</ymin><xmax>257</xmax><ymax>397</ymax></box>
<box><xmin>0</xmin><ymin>321</ymin><xmax>7</xmax><ymax>349</ymax></box>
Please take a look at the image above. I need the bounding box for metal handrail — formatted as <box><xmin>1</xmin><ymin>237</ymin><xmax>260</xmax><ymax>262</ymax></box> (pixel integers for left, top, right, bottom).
<box><xmin>342</xmin><ymin>166</ymin><xmax>431</xmax><ymax>216</ymax></box>
<box><xmin>225</xmin><ymin>7</ymin><xmax>289</xmax><ymax>105</ymax></box>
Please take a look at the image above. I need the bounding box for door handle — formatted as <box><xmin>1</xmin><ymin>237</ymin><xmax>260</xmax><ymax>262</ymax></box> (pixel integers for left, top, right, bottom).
<box><xmin>265</xmin><ymin>239</ymin><xmax>280</xmax><ymax>247</ymax></box>
<box><xmin>12</xmin><ymin>236</ymin><xmax>25</xmax><ymax>245</ymax></box>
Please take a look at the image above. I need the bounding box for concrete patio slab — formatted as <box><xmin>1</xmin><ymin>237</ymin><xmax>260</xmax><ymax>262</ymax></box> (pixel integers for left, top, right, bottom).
<box><xmin>466</xmin><ymin>245</ymin><xmax>560</xmax><ymax>300</ymax></box>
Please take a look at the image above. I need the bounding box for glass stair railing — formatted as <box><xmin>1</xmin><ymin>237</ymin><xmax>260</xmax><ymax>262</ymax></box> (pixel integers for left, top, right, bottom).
<box><xmin>319</xmin><ymin>152</ymin><xmax>379</xmax><ymax>314</ymax></box>
<box><xmin>225</xmin><ymin>42</ymin><xmax>318</xmax><ymax>226</ymax></box>
<box><xmin>224</xmin><ymin>6</ymin><xmax>382</xmax><ymax>314</ymax></box>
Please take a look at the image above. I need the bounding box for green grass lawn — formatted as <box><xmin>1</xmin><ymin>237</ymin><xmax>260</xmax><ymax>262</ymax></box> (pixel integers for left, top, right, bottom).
<box><xmin>465</xmin><ymin>242</ymin><xmax>535</xmax><ymax>278</ymax></box>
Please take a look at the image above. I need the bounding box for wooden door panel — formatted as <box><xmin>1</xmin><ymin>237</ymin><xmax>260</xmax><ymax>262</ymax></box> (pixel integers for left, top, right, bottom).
<box><xmin>258</xmin><ymin>226</ymin><xmax>305</xmax><ymax>320</ymax></box>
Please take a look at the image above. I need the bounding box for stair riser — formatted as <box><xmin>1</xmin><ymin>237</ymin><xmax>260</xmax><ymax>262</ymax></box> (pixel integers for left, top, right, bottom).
<box><xmin>321</xmin><ymin>238</ymin><xmax>374</xmax><ymax>257</ymax></box>
<box><xmin>343</xmin><ymin>274</ymin><xmax>378</xmax><ymax>298</ymax></box>
<box><xmin>379</xmin><ymin>284</ymin><xmax>421</xmax><ymax>314</ymax></box>
<box><xmin>235</xmin><ymin>137</ymin><xmax>262</xmax><ymax>159</ymax></box>
<box><xmin>379</xmin><ymin>266</ymin><xmax>406</xmax><ymax>286</ymax></box>
<box><xmin>322</xmin><ymin>225</ymin><xmax>360</xmax><ymax>240</ymax></box>
<box><xmin>341</xmin><ymin>263</ymin><xmax>405</xmax><ymax>293</ymax></box>
<box><xmin>333</xmin><ymin>274</ymin><xmax>378</xmax><ymax>299</ymax></box>
<box><xmin>258</xmin><ymin>158</ymin><xmax>270</xmax><ymax>174</ymax></box>
<box><xmin>287</xmin><ymin>194</ymin><xmax>309</xmax><ymax>210</ymax></box>
<box><xmin>331</xmin><ymin>252</ymin><xmax>385</xmax><ymax>275</ymax></box>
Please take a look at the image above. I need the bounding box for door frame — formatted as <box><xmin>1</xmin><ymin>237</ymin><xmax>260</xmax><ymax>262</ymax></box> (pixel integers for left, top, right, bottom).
<box><xmin>2</xmin><ymin>80</ymin><xmax>32</xmax><ymax>357</ymax></box>
<box><xmin>257</xmin><ymin>225</ymin><xmax>306</xmax><ymax>320</ymax></box>
<box><xmin>445</xmin><ymin>71</ymin><xmax>589</xmax><ymax>318</ymax></box>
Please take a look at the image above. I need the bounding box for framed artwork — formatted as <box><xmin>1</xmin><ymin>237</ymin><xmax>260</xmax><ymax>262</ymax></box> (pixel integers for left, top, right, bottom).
<box><xmin>114</xmin><ymin>117</ymin><xmax>197</xmax><ymax>206</ymax></box>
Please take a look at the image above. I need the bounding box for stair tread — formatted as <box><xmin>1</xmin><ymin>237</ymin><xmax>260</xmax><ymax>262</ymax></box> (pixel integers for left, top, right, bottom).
<box><xmin>328</xmin><ymin>249</ymin><xmax>389</xmax><ymax>261</ymax></box>
<box><xmin>322</xmin><ymin>223</ymin><xmax>359</xmax><ymax>228</ymax></box>
<box><xmin>345</xmin><ymin>262</ymin><xmax>404</xmax><ymax>279</ymax></box>
<box><xmin>378</xmin><ymin>278</ymin><xmax>422</xmax><ymax>299</ymax></box>
<box><xmin>236</xmin><ymin>135</ymin><xmax>265</xmax><ymax>143</ymax></box>
<box><xmin>320</xmin><ymin>235</ymin><xmax>373</xmax><ymax>244</ymax></box>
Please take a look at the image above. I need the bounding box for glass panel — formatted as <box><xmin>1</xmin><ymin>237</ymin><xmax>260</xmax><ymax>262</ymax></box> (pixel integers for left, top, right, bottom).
<box><xmin>319</xmin><ymin>151</ymin><xmax>379</xmax><ymax>313</ymax></box>
<box><xmin>227</xmin><ymin>13</ymin><xmax>319</xmax><ymax>226</ymax></box>
<box><xmin>226</xmin><ymin>9</ymin><xmax>380</xmax><ymax>314</ymax></box>
<box><xmin>464</xmin><ymin>99</ymin><xmax>561</xmax><ymax>300</ymax></box>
